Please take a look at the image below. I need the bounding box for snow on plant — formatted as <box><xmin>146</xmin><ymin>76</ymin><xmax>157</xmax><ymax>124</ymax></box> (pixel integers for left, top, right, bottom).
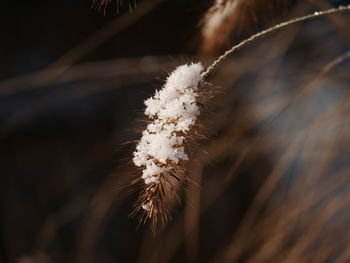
<box><xmin>132</xmin><ymin>63</ymin><xmax>204</xmax><ymax>225</ymax></box>
<box><xmin>131</xmin><ymin>5</ymin><xmax>350</xmax><ymax>228</ymax></box>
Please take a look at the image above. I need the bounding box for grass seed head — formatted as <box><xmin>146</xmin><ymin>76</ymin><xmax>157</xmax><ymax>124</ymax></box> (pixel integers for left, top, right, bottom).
<box><xmin>132</xmin><ymin>63</ymin><xmax>205</xmax><ymax>228</ymax></box>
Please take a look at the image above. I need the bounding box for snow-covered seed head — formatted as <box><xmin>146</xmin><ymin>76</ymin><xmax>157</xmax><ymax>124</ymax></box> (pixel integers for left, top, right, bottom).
<box><xmin>133</xmin><ymin>62</ymin><xmax>204</xmax><ymax>226</ymax></box>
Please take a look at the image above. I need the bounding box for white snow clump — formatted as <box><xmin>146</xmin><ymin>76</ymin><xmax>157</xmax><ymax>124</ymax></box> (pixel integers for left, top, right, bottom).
<box><xmin>133</xmin><ymin>62</ymin><xmax>204</xmax><ymax>185</ymax></box>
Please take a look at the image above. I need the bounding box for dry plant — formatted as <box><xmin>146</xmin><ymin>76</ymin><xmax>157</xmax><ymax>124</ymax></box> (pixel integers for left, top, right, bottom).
<box><xmin>131</xmin><ymin>4</ymin><xmax>350</xmax><ymax>230</ymax></box>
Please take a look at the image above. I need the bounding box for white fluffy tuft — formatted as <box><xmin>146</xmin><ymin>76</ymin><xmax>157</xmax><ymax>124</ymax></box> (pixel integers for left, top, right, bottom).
<box><xmin>133</xmin><ymin>63</ymin><xmax>204</xmax><ymax>188</ymax></box>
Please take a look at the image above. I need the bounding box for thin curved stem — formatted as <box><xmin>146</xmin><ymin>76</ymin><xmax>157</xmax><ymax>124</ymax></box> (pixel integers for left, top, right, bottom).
<box><xmin>201</xmin><ymin>5</ymin><xmax>350</xmax><ymax>79</ymax></box>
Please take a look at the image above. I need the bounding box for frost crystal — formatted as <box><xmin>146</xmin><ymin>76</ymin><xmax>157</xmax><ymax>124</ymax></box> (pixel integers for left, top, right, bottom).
<box><xmin>133</xmin><ymin>63</ymin><xmax>204</xmax><ymax>187</ymax></box>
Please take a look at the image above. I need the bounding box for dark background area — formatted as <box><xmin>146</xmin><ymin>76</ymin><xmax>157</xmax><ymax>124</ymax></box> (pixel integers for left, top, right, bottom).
<box><xmin>0</xmin><ymin>0</ymin><xmax>209</xmax><ymax>79</ymax></box>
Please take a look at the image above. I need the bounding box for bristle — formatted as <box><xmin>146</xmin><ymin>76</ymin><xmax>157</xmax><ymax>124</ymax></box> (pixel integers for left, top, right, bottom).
<box><xmin>92</xmin><ymin>0</ymin><xmax>111</xmax><ymax>11</ymax></box>
<box><xmin>91</xmin><ymin>0</ymin><xmax>123</xmax><ymax>13</ymax></box>
<box><xmin>132</xmin><ymin>164</ymin><xmax>187</xmax><ymax>228</ymax></box>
